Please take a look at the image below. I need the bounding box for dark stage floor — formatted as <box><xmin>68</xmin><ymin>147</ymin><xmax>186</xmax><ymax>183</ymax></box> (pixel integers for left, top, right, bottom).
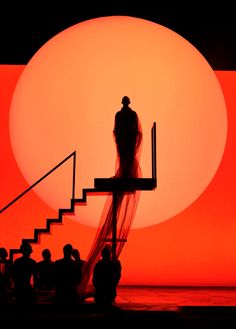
<box><xmin>2</xmin><ymin>286</ymin><xmax>236</xmax><ymax>327</ymax></box>
<box><xmin>116</xmin><ymin>286</ymin><xmax>236</xmax><ymax>309</ymax></box>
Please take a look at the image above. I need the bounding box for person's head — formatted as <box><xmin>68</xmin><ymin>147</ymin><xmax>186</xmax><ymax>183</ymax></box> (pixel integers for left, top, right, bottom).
<box><xmin>20</xmin><ymin>241</ymin><xmax>33</xmax><ymax>257</ymax></box>
<box><xmin>101</xmin><ymin>245</ymin><xmax>111</xmax><ymax>261</ymax></box>
<box><xmin>42</xmin><ymin>248</ymin><xmax>51</xmax><ymax>261</ymax></box>
<box><xmin>72</xmin><ymin>248</ymin><xmax>80</xmax><ymax>260</ymax></box>
<box><xmin>63</xmin><ymin>243</ymin><xmax>73</xmax><ymax>258</ymax></box>
<box><xmin>0</xmin><ymin>247</ymin><xmax>8</xmax><ymax>260</ymax></box>
<box><xmin>121</xmin><ymin>96</ymin><xmax>130</xmax><ymax>106</ymax></box>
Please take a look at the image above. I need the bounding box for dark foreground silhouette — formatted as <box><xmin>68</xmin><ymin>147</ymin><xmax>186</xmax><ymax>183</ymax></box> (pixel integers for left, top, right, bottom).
<box><xmin>93</xmin><ymin>245</ymin><xmax>121</xmax><ymax>305</ymax></box>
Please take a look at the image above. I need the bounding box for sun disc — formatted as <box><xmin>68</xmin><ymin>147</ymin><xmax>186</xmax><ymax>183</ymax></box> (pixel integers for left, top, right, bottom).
<box><xmin>9</xmin><ymin>16</ymin><xmax>227</xmax><ymax>228</ymax></box>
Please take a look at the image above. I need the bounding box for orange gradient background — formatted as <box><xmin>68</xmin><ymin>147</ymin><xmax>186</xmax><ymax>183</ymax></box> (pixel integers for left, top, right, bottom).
<box><xmin>8</xmin><ymin>16</ymin><xmax>227</xmax><ymax>229</ymax></box>
<box><xmin>0</xmin><ymin>66</ymin><xmax>236</xmax><ymax>285</ymax></box>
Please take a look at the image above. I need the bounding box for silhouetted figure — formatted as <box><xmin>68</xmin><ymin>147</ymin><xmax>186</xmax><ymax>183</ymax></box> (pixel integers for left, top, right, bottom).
<box><xmin>72</xmin><ymin>248</ymin><xmax>85</xmax><ymax>267</ymax></box>
<box><xmin>72</xmin><ymin>248</ymin><xmax>85</xmax><ymax>285</ymax></box>
<box><xmin>77</xmin><ymin>97</ymin><xmax>142</xmax><ymax>295</ymax></box>
<box><xmin>36</xmin><ymin>248</ymin><xmax>54</xmax><ymax>291</ymax></box>
<box><xmin>0</xmin><ymin>247</ymin><xmax>12</xmax><ymax>302</ymax></box>
<box><xmin>92</xmin><ymin>245</ymin><xmax>121</xmax><ymax>305</ymax></box>
<box><xmin>12</xmin><ymin>242</ymin><xmax>37</xmax><ymax>304</ymax></box>
<box><xmin>113</xmin><ymin>96</ymin><xmax>142</xmax><ymax>178</ymax></box>
<box><xmin>53</xmin><ymin>244</ymin><xmax>81</xmax><ymax>304</ymax></box>
<box><xmin>72</xmin><ymin>248</ymin><xmax>87</xmax><ymax>302</ymax></box>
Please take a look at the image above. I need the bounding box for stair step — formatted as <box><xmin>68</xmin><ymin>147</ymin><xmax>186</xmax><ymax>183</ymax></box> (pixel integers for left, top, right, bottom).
<box><xmin>58</xmin><ymin>208</ymin><xmax>74</xmax><ymax>216</ymax></box>
<box><xmin>22</xmin><ymin>238</ymin><xmax>37</xmax><ymax>244</ymax></box>
<box><xmin>34</xmin><ymin>228</ymin><xmax>49</xmax><ymax>234</ymax></box>
<box><xmin>10</xmin><ymin>182</ymin><xmax>153</xmax><ymax>260</ymax></box>
<box><xmin>47</xmin><ymin>218</ymin><xmax>62</xmax><ymax>223</ymax></box>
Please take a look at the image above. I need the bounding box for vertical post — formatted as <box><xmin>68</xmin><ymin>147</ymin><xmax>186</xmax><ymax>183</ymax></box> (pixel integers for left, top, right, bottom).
<box><xmin>112</xmin><ymin>191</ymin><xmax>117</xmax><ymax>261</ymax></box>
<box><xmin>10</xmin><ymin>250</ymin><xmax>14</xmax><ymax>265</ymax></box>
<box><xmin>152</xmin><ymin>122</ymin><xmax>157</xmax><ymax>180</ymax></box>
<box><xmin>72</xmin><ymin>151</ymin><xmax>76</xmax><ymax>199</ymax></box>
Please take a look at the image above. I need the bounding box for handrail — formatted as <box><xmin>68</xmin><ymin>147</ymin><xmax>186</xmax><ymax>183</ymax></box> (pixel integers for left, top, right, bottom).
<box><xmin>152</xmin><ymin>122</ymin><xmax>157</xmax><ymax>181</ymax></box>
<box><xmin>0</xmin><ymin>151</ymin><xmax>76</xmax><ymax>214</ymax></box>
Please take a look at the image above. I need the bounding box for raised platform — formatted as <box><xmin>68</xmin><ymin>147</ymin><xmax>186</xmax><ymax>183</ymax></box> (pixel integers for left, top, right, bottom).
<box><xmin>94</xmin><ymin>178</ymin><xmax>157</xmax><ymax>191</ymax></box>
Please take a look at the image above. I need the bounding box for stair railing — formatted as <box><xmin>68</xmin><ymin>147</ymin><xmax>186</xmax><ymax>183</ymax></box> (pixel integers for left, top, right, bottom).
<box><xmin>0</xmin><ymin>151</ymin><xmax>76</xmax><ymax>214</ymax></box>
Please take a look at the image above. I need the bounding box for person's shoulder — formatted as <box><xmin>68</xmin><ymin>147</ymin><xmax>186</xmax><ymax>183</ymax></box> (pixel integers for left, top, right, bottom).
<box><xmin>54</xmin><ymin>258</ymin><xmax>63</xmax><ymax>266</ymax></box>
<box><xmin>30</xmin><ymin>258</ymin><xmax>37</xmax><ymax>265</ymax></box>
<box><xmin>54</xmin><ymin>258</ymin><xmax>62</xmax><ymax>263</ymax></box>
<box><xmin>95</xmin><ymin>259</ymin><xmax>102</xmax><ymax>265</ymax></box>
<box><xmin>13</xmin><ymin>256</ymin><xmax>22</xmax><ymax>264</ymax></box>
<box><xmin>115</xmin><ymin>110</ymin><xmax>122</xmax><ymax>116</ymax></box>
<box><xmin>94</xmin><ymin>259</ymin><xmax>103</xmax><ymax>267</ymax></box>
<box><xmin>130</xmin><ymin>108</ymin><xmax>137</xmax><ymax>115</ymax></box>
<box><xmin>71</xmin><ymin>258</ymin><xmax>77</xmax><ymax>265</ymax></box>
<box><xmin>37</xmin><ymin>260</ymin><xmax>43</xmax><ymax>265</ymax></box>
<box><xmin>115</xmin><ymin>260</ymin><xmax>122</xmax><ymax>270</ymax></box>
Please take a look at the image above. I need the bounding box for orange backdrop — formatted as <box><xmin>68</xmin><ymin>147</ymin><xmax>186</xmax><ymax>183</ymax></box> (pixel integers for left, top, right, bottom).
<box><xmin>0</xmin><ymin>66</ymin><xmax>235</xmax><ymax>286</ymax></box>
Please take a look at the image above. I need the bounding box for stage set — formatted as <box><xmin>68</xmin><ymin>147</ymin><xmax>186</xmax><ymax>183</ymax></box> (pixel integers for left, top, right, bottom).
<box><xmin>0</xmin><ymin>12</ymin><xmax>236</xmax><ymax>326</ymax></box>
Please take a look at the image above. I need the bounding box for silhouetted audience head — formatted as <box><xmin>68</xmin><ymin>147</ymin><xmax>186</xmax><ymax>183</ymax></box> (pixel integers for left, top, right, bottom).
<box><xmin>121</xmin><ymin>96</ymin><xmax>130</xmax><ymax>105</ymax></box>
<box><xmin>20</xmin><ymin>241</ymin><xmax>33</xmax><ymax>257</ymax></box>
<box><xmin>101</xmin><ymin>245</ymin><xmax>111</xmax><ymax>261</ymax></box>
<box><xmin>72</xmin><ymin>248</ymin><xmax>80</xmax><ymax>259</ymax></box>
<box><xmin>92</xmin><ymin>244</ymin><xmax>120</xmax><ymax>305</ymax></box>
<box><xmin>63</xmin><ymin>244</ymin><xmax>73</xmax><ymax>258</ymax></box>
<box><xmin>42</xmin><ymin>248</ymin><xmax>51</xmax><ymax>261</ymax></box>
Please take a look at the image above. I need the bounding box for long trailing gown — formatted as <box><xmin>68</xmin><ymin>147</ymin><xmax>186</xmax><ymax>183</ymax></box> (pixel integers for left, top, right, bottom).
<box><xmin>78</xmin><ymin>105</ymin><xmax>142</xmax><ymax>293</ymax></box>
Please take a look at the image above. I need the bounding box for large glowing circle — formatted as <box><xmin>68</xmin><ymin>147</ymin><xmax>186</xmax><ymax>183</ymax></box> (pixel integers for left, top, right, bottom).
<box><xmin>9</xmin><ymin>16</ymin><xmax>227</xmax><ymax>228</ymax></box>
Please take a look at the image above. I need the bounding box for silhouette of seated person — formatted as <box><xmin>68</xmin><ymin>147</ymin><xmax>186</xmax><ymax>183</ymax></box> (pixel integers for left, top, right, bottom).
<box><xmin>53</xmin><ymin>243</ymin><xmax>81</xmax><ymax>304</ymax></box>
<box><xmin>0</xmin><ymin>247</ymin><xmax>12</xmax><ymax>302</ymax></box>
<box><xmin>36</xmin><ymin>248</ymin><xmax>54</xmax><ymax>291</ymax></box>
<box><xmin>92</xmin><ymin>245</ymin><xmax>122</xmax><ymax>305</ymax></box>
<box><xmin>113</xmin><ymin>96</ymin><xmax>142</xmax><ymax>178</ymax></box>
<box><xmin>12</xmin><ymin>241</ymin><xmax>37</xmax><ymax>304</ymax></box>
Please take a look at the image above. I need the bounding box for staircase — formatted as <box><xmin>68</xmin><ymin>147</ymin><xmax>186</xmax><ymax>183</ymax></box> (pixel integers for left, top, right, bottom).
<box><xmin>1</xmin><ymin>122</ymin><xmax>157</xmax><ymax>263</ymax></box>
<box><xmin>9</xmin><ymin>178</ymin><xmax>156</xmax><ymax>261</ymax></box>
<box><xmin>8</xmin><ymin>188</ymin><xmax>95</xmax><ymax>262</ymax></box>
